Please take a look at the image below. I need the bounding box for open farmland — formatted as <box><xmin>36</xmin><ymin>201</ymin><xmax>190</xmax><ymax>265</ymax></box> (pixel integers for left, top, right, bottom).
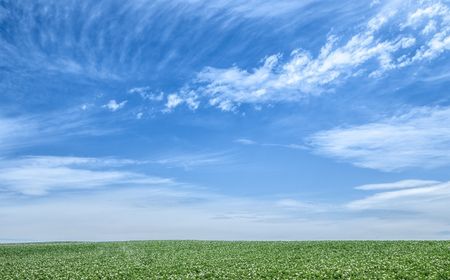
<box><xmin>0</xmin><ymin>241</ymin><xmax>449</xmax><ymax>279</ymax></box>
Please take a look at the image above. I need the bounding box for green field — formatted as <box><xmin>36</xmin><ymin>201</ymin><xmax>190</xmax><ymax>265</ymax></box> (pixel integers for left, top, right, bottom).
<box><xmin>1</xmin><ymin>241</ymin><xmax>449</xmax><ymax>279</ymax></box>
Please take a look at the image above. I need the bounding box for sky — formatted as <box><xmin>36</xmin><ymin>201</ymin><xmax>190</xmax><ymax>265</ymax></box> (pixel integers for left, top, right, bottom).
<box><xmin>1</xmin><ymin>0</ymin><xmax>450</xmax><ymax>241</ymax></box>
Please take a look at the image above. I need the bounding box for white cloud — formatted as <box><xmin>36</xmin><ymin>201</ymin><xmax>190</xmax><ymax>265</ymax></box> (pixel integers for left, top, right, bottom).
<box><xmin>5</xmin><ymin>155</ymin><xmax>143</xmax><ymax>168</ymax></box>
<box><xmin>234</xmin><ymin>138</ymin><xmax>257</xmax><ymax>145</ymax></box>
<box><xmin>164</xmin><ymin>92</ymin><xmax>199</xmax><ymax>111</ymax></box>
<box><xmin>0</xmin><ymin>167</ymin><xmax>129</xmax><ymax>196</ymax></box>
<box><xmin>275</xmin><ymin>199</ymin><xmax>323</xmax><ymax>212</ymax></box>
<box><xmin>165</xmin><ymin>94</ymin><xmax>184</xmax><ymax>111</ymax></box>
<box><xmin>348</xmin><ymin>180</ymin><xmax>450</xmax><ymax>216</ymax></box>
<box><xmin>234</xmin><ymin>138</ymin><xmax>306</xmax><ymax>150</ymax></box>
<box><xmin>153</xmin><ymin>152</ymin><xmax>232</xmax><ymax>169</ymax></box>
<box><xmin>169</xmin><ymin>0</ymin><xmax>450</xmax><ymax>111</ymax></box>
<box><xmin>169</xmin><ymin>0</ymin><xmax>315</xmax><ymax>19</ymax></box>
<box><xmin>184</xmin><ymin>96</ymin><xmax>200</xmax><ymax>110</ymax></box>
<box><xmin>103</xmin><ymin>100</ymin><xmax>127</xmax><ymax>112</ymax></box>
<box><xmin>400</xmin><ymin>2</ymin><xmax>450</xmax><ymax>61</ymax></box>
<box><xmin>0</xmin><ymin>156</ymin><xmax>173</xmax><ymax>196</ymax></box>
<box><xmin>262</xmin><ymin>143</ymin><xmax>306</xmax><ymax>150</ymax></box>
<box><xmin>370</xmin><ymin>0</ymin><xmax>381</xmax><ymax>8</ymax></box>
<box><xmin>309</xmin><ymin>106</ymin><xmax>450</xmax><ymax>171</ymax></box>
<box><xmin>0</xmin><ymin>117</ymin><xmax>36</xmax><ymax>155</ymax></box>
<box><xmin>0</xmin><ymin>111</ymin><xmax>123</xmax><ymax>160</ymax></box>
<box><xmin>1</xmin><ymin>0</ymin><xmax>317</xmax><ymax>85</ymax></box>
<box><xmin>0</xmin><ymin>113</ymin><xmax>117</xmax><ymax>156</ymax></box>
<box><xmin>128</xmin><ymin>87</ymin><xmax>164</xmax><ymax>102</ymax></box>
<box><xmin>355</xmin><ymin>179</ymin><xmax>441</xmax><ymax>190</ymax></box>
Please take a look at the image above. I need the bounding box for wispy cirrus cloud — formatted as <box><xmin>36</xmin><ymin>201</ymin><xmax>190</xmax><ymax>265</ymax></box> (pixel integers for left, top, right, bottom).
<box><xmin>0</xmin><ymin>152</ymin><xmax>233</xmax><ymax>196</ymax></box>
<box><xmin>234</xmin><ymin>138</ymin><xmax>306</xmax><ymax>150</ymax></box>
<box><xmin>169</xmin><ymin>0</ymin><xmax>316</xmax><ymax>19</ymax></box>
<box><xmin>0</xmin><ymin>116</ymin><xmax>36</xmax><ymax>155</ymax></box>
<box><xmin>0</xmin><ymin>112</ymin><xmax>117</xmax><ymax>156</ymax></box>
<box><xmin>0</xmin><ymin>0</ymin><xmax>315</xmax><ymax>84</ymax></box>
<box><xmin>348</xmin><ymin>180</ymin><xmax>450</xmax><ymax>219</ymax></box>
<box><xmin>308</xmin><ymin>106</ymin><xmax>450</xmax><ymax>171</ymax></box>
<box><xmin>167</xmin><ymin>0</ymin><xmax>450</xmax><ymax>111</ymax></box>
<box><xmin>234</xmin><ymin>138</ymin><xmax>257</xmax><ymax>145</ymax></box>
<box><xmin>0</xmin><ymin>156</ymin><xmax>173</xmax><ymax>196</ymax></box>
<box><xmin>355</xmin><ymin>179</ymin><xmax>441</xmax><ymax>190</ymax></box>
<box><xmin>153</xmin><ymin>152</ymin><xmax>232</xmax><ymax>169</ymax></box>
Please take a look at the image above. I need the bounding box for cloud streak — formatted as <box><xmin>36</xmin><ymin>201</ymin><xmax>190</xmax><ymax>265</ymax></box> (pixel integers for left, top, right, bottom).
<box><xmin>348</xmin><ymin>180</ymin><xmax>450</xmax><ymax>219</ymax></box>
<box><xmin>309</xmin><ymin>106</ymin><xmax>450</xmax><ymax>171</ymax></box>
<box><xmin>153</xmin><ymin>152</ymin><xmax>232</xmax><ymax>169</ymax></box>
<box><xmin>234</xmin><ymin>138</ymin><xmax>306</xmax><ymax>150</ymax></box>
<box><xmin>0</xmin><ymin>156</ymin><xmax>173</xmax><ymax>196</ymax></box>
<box><xmin>0</xmin><ymin>116</ymin><xmax>36</xmax><ymax>155</ymax></box>
<box><xmin>355</xmin><ymin>179</ymin><xmax>441</xmax><ymax>190</ymax></box>
<box><xmin>0</xmin><ymin>112</ymin><xmax>117</xmax><ymax>156</ymax></box>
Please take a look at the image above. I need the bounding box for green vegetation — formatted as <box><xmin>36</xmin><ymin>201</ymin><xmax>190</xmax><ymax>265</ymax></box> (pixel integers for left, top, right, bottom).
<box><xmin>0</xmin><ymin>241</ymin><xmax>449</xmax><ymax>279</ymax></box>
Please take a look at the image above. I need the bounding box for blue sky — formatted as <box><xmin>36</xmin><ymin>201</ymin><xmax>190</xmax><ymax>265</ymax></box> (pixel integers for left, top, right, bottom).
<box><xmin>1</xmin><ymin>0</ymin><xmax>450</xmax><ymax>241</ymax></box>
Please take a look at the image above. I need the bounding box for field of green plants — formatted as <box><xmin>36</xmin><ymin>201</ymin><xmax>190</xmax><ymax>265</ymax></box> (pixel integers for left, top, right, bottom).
<box><xmin>0</xmin><ymin>241</ymin><xmax>449</xmax><ymax>279</ymax></box>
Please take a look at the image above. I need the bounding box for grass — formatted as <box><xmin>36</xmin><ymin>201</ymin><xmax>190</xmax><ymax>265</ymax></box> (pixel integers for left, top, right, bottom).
<box><xmin>0</xmin><ymin>241</ymin><xmax>449</xmax><ymax>279</ymax></box>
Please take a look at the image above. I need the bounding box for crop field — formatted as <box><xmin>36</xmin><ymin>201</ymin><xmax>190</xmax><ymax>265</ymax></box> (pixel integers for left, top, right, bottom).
<box><xmin>0</xmin><ymin>241</ymin><xmax>449</xmax><ymax>279</ymax></box>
